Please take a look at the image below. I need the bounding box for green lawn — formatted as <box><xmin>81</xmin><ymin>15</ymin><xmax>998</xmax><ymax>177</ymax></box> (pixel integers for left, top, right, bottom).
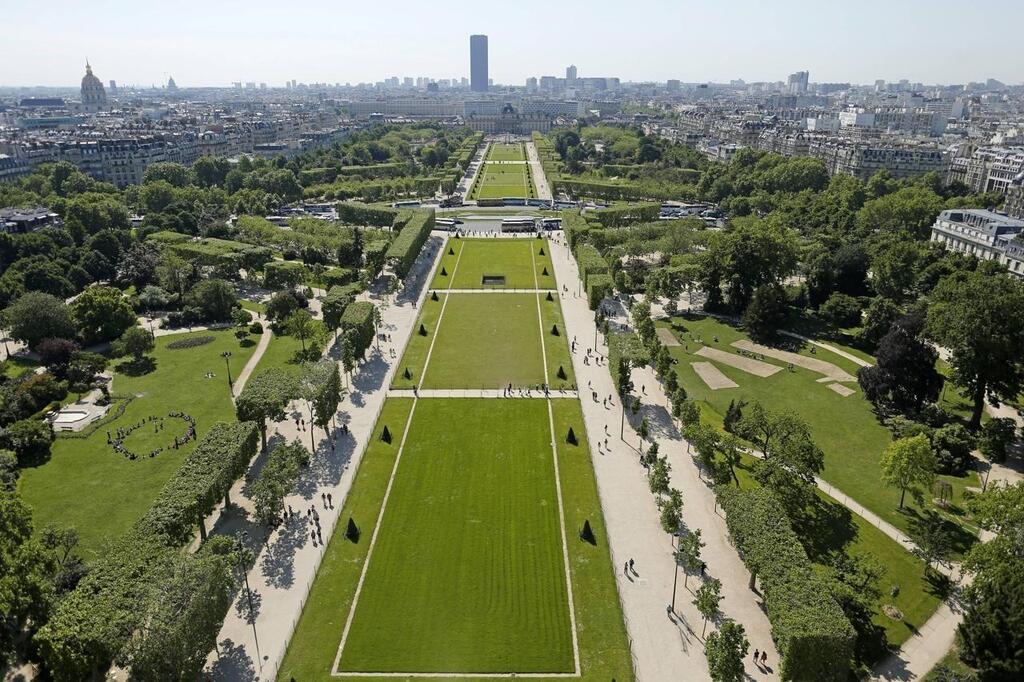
<box><xmin>472</xmin><ymin>164</ymin><xmax>534</xmax><ymax>199</ymax></box>
<box><xmin>418</xmin><ymin>293</ymin><xmax>548</xmax><ymax>389</ymax></box>
<box><xmin>277</xmin><ymin>398</ymin><xmax>632</xmax><ymax>680</ymax></box>
<box><xmin>18</xmin><ymin>329</ymin><xmax>258</xmax><ymax>558</ymax></box>
<box><xmin>430</xmin><ymin>237</ymin><xmax>555</xmax><ymax>290</ymax></box>
<box><xmin>339</xmin><ymin>399</ymin><xmax>573</xmax><ymax>673</ymax></box>
<box><xmin>2</xmin><ymin>355</ymin><xmax>38</xmax><ymax>379</ymax></box>
<box><xmin>487</xmin><ymin>142</ymin><xmax>527</xmax><ymax>162</ymax></box>
<box><xmin>661</xmin><ymin>314</ymin><xmax>979</xmax><ymax>556</ymax></box>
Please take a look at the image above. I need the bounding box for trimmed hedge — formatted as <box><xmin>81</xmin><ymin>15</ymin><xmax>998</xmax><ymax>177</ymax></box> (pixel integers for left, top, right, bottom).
<box><xmin>336</xmin><ymin>202</ymin><xmax>398</xmax><ymax>228</ymax></box>
<box><xmin>574</xmin><ymin>243</ymin><xmax>611</xmax><ymax>289</ymax></box>
<box><xmin>141</xmin><ymin>421</ymin><xmax>259</xmax><ymax>544</ymax></box>
<box><xmin>321</xmin><ymin>267</ymin><xmax>357</xmax><ymax>288</ymax></box>
<box><xmin>587</xmin><ymin>202</ymin><xmax>661</xmax><ymax>228</ymax></box>
<box><xmin>562</xmin><ymin>210</ymin><xmax>591</xmax><ymax>251</ymax></box>
<box><xmin>340</xmin><ymin>300</ymin><xmax>376</xmax><ymax>359</ymax></box>
<box><xmin>385</xmin><ymin>209</ymin><xmax>435</xmax><ymax>278</ymax></box>
<box><xmin>717</xmin><ymin>486</ymin><xmax>854</xmax><ymax>681</ymax></box>
<box><xmin>586</xmin><ymin>273</ymin><xmax>614</xmax><ymax>310</ymax></box>
<box><xmin>263</xmin><ymin>260</ymin><xmax>307</xmax><ymax>290</ymax></box>
<box><xmin>166</xmin><ymin>335</ymin><xmax>215</xmax><ymax>350</ymax></box>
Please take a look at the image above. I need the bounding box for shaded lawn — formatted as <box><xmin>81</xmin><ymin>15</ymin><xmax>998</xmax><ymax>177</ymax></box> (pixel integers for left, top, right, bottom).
<box><xmin>18</xmin><ymin>329</ymin><xmax>257</xmax><ymax>558</ymax></box>
<box><xmin>2</xmin><ymin>355</ymin><xmax>38</xmax><ymax>379</ymax></box>
<box><xmin>339</xmin><ymin>399</ymin><xmax>573</xmax><ymax>673</ymax></box>
<box><xmin>662</xmin><ymin>314</ymin><xmax>978</xmax><ymax>557</ymax></box>
<box><xmin>431</xmin><ymin>237</ymin><xmax>555</xmax><ymax>290</ymax></box>
<box><xmin>729</xmin><ymin>456</ymin><xmax>945</xmax><ymax>662</ymax></box>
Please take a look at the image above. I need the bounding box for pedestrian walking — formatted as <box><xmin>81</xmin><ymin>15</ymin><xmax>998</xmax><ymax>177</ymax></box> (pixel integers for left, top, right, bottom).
<box><xmin>321</xmin><ymin>492</ymin><xmax>327</xmax><ymax>507</ymax></box>
<box><xmin>700</xmin><ymin>561</ymin><xmax>706</xmax><ymax>576</ymax></box>
<box><xmin>624</xmin><ymin>561</ymin><xmax>629</xmax><ymax>576</ymax></box>
<box><xmin>753</xmin><ymin>649</ymin><xmax>759</xmax><ymax>664</ymax></box>
<box><xmin>327</xmin><ymin>492</ymin><xmax>333</xmax><ymax>507</ymax></box>
<box><xmin>629</xmin><ymin>558</ymin><xmax>635</xmax><ymax>573</ymax></box>
<box><xmin>287</xmin><ymin>504</ymin><xmax>293</xmax><ymax>518</ymax></box>
<box><xmin>761</xmin><ymin>652</ymin><xmax>767</xmax><ymax>666</ymax></box>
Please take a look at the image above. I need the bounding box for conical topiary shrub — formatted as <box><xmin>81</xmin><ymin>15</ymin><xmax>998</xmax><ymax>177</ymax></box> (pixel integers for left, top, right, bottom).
<box><xmin>580</xmin><ymin>519</ymin><xmax>596</xmax><ymax>544</ymax></box>
<box><xmin>566</xmin><ymin>426</ymin><xmax>578</xmax><ymax>445</ymax></box>
<box><xmin>419</xmin><ymin>323</ymin><xmax>428</xmax><ymax>336</ymax></box>
<box><xmin>546</xmin><ymin>291</ymin><xmax>554</xmax><ymax>301</ymax></box>
<box><xmin>448</xmin><ymin>247</ymin><xmax>455</xmax><ymax>255</ymax></box>
<box><xmin>455</xmin><ymin>232</ymin><xmax>461</xmax><ymax>239</ymax></box>
<box><xmin>551</xmin><ymin>324</ymin><xmax>560</xmax><ymax>336</ymax></box>
<box><xmin>346</xmin><ymin>517</ymin><xmax>360</xmax><ymax>542</ymax></box>
<box><xmin>380</xmin><ymin>425</ymin><xmax>392</xmax><ymax>443</ymax></box>
<box><xmin>431</xmin><ymin>291</ymin><xmax>439</xmax><ymax>302</ymax></box>
<box><xmin>539</xmin><ymin>247</ymin><xmax>545</xmax><ymax>256</ymax></box>
<box><xmin>542</xmin><ymin>267</ymin><xmax>549</xmax><ymax>276</ymax></box>
<box><xmin>440</xmin><ymin>267</ymin><xmax>448</xmax><ymax>277</ymax></box>
<box><xmin>557</xmin><ymin>365</ymin><xmax>567</xmax><ymax>380</ymax></box>
<box><xmin>403</xmin><ymin>367</ymin><xmax>412</xmax><ymax>380</ymax></box>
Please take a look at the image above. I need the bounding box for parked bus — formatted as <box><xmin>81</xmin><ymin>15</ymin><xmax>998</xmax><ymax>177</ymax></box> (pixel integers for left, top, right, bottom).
<box><xmin>500</xmin><ymin>217</ymin><xmax>537</xmax><ymax>233</ymax></box>
<box><xmin>391</xmin><ymin>200</ymin><xmax>421</xmax><ymax>208</ymax></box>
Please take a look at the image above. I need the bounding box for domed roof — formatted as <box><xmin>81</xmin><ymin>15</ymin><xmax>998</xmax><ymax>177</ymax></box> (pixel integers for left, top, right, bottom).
<box><xmin>81</xmin><ymin>61</ymin><xmax>102</xmax><ymax>89</ymax></box>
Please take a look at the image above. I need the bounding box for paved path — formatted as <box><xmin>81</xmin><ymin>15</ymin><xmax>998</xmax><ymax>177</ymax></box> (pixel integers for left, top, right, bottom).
<box><xmin>526</xmin><ymin>140</ymin><xmax>553</xmax><ymax>201</ymax></box>
<box><xmin>549</xmin><ymin>237</ymin><xmax>779</xmax><ymax>681</ymax></box>
<box><xmin>205</xmin><ymin>236</ymin><xmax>446</xmax><ymax>681</ymax></box>
<box><xmin>231</xmin><ymin>314</ymin><xmax>272</xmax><ymax>397</ymax></box>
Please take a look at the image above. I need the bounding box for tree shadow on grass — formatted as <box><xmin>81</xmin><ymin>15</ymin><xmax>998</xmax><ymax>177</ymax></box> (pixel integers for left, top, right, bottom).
<box><xmin>115</xmin><ymin>356</ymin><xmax>157</xmax><ymax>376</ymax></box>
<box><xmin>899</xmin><ymin>505</ymin><xmax>977</xmax><ymax>558</ymax></box>
<box><xmin>792</xmin><ymin>495</ymin><xmax>858</xmax><ymax>562</ymax></box>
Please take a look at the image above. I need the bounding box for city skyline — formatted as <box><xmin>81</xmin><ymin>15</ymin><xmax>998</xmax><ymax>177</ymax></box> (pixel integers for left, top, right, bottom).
<box><xmin>4</xmin><ymin>0</ymin><xmax>1024</xmax><ymax>88</ymax></box>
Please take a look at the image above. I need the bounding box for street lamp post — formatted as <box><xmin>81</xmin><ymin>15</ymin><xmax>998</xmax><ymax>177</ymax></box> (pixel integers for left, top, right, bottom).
<box><xmin>221</xmin><ymin>351</ymin><xmax>233</xmax><ymax>388</ymax></box>
<box><xmin>236</xmin><ymin>532</ymin><xmax>262</xmax><ymax>670</ymax></box>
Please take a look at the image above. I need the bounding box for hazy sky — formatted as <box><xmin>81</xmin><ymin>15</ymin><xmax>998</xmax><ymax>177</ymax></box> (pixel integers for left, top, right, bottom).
<box><xmin>4</xmin><ymin>0</ymin><xmax>1022</xmax><ymax>87</ymax></box>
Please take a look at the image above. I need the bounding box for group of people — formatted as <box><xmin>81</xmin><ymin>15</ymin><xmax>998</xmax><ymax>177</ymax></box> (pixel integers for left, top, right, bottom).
<box><xmin>107</xmin><ymin>412</ymin><xmax>196</xmax><ymax>460</ymax></box>
<box><xmin>502</xmin><ymin>383</ymin><xmax>553</xmax><ymax>398</ymax></box>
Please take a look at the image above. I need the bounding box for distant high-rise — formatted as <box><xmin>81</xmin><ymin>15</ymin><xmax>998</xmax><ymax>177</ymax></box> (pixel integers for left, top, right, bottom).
<box><xmin>566</xmin><ymin>64</ymin><xmax>577</xmax><ymax>84</ymax></box>
<box><xmin>787</xmin><ymin>70</ymin><xmax>809</xmax><ymax>94</ymax></box>
<box><xmin>470</xmin><ymin>34</ymin><xmax>488</xmax><ymax>93</ymax></box>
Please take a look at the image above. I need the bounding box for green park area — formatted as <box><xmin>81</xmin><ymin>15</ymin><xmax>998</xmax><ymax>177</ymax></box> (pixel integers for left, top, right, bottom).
<box><xmin>487</xmin><ymin>142</ymin><xmax>527</xmax><ymax>162</ymax></box>
<box><xmin>430</xmin><ymin>237</ymin><xmax>556</xmax><ymax>290</ymax></box>
<box><xmin>659</xmin><ymin>314</ymin><xmax>979</xmax><ymax>551</ymax></box>
<box><xmin>393</xmin><ymin>292</ymin><xmax>574</xmax><ymax>390</ymax></box>
<box><xmin>470</xmin><ymin>143</ymin><xmax>535</xmax><ymax>199</ymax></box>
<box><xmin>17</xmin><ymin>329</ymin><xmax>258</xmax><ymax>557</ymax></box>
<box><xmin>278</xmin><ymin>256</ymin><xmax>630</xmax><ymax>679</ymax></box>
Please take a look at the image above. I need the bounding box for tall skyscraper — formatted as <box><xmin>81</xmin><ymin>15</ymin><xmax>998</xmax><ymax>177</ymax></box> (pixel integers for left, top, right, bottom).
<box><xmin>787</xmin><ymin>70</ymin><xmax>809</xmax><ymax>94</ymax></box>
<box><xmin>470</xmin><ymin>34</ymin><xmax>488</xmax><ymax>93</ymax></box>
<box><xmin>566</xmin><ymin>64</ymin><xmax>577</xmax><ymax>84</ymax></box>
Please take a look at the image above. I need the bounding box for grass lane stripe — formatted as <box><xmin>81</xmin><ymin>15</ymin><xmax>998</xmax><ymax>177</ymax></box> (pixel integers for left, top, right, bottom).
<box><xmin>418</xmin><ymin>241</ymin><xmax>464</xmax><ymax>389</ymax></box>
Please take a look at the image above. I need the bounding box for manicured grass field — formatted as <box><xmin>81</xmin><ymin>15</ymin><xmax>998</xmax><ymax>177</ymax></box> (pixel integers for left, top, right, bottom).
<box><xmin>338</xmin><ymin>399</ymin><xmax>574</xmax><ymax>673</ymax></box>
<box><xmin>18</xmin><ymin>329</ymin><xmax>257</xmax><ymax>557</ymax></box>
<box><xmin>660</xmin><ymin>315</ymin><xmax>979</xmax><ymax>555</ymax></box>
<box><xmin>430</xmin><ymin>237</ymin><xmax>556</xmax><ymax>290</ymax></box>
<box><xmin>472</xmin><ymin>163</ymin><xmax>534</xmax><ymax>199</ymax></box>
<box><xmin>487</xmin><ymin>142</ymin><xmax>527</xmax><ymax>162</ymax></box>
<box><xmin>412</xmin><ymin>293</ymin><xmax>548</xmax><ymax>389</ymax></box>
<box><xmin>277</xmin><ymin>398</ymin><xmax>633</xmax><ymax>680</ymax></box>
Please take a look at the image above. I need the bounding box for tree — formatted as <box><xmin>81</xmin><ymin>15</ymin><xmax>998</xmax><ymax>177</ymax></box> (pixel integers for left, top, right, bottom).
<box><xmin>0</xmin><ymin>419</ymin><xmax>55</xmax><ymax>466</ymax></box>
<box><xmin>71</xmin><ymin>286</ymin><xmax>136</xmax><ymax>345</ymax></box>
<box><xmin>819</xmin><ymin>292</ymin><xmax>862</xmax><ymax>328</ymax></box>
<box><xmin>285</xmin><ymin>310</ymin><xmax>316</xmax><ymax>354</ymax></box>
<box><xmin>183</xmin><ymin>279</ymin><xmax>237</xmax><ymax>323</ymax></box>
<box><xmin>115</xmin><ymin>242</ymin><xmax>161</xmax><ymax>289</ymax></box>
<box><xmin>910</xmin><ymin>509</ymin><xmax>953</xmax><ymax>574</ymax></box>
<box><xmin>3</xmin><ymin>292</ymin><xmax>76</xmax><ymax>350</ymax></box>
<box><xmin>958</xmin><ymin>561</ymin><xmax>1024</xmax><ymax>680</ymax></box>
<box><xmin>926</xmin><ymin>270</ymin><xmax>1024</xmax><ymax>428</ymax></box>
<box><xmin>858</xmin><ymin>323</ymin><xmax>942</xmax><ymax>414</ymax></box>
<box><xmin>37</xmin><ymin>337</ymin><xmax>79</xmax><ymax>378</ymax></box>
<box><xmin>705</xmin><ymin>619</ymin><xmax>749</xmax><ymax>682</ymax></box>
<box><xmin>648</xmin><ymin>456</ymin><xmax>671</xmax><ymax>494</ymax></box>
<box><xmin>741</xmin><ymin>284</ymin><xmax>788</xmax><ymax>341</ymax></box>
<box><xmin>250</xmin><ymin>440</ymin><xmax>309</xmax><ymax>525</ymax></box>
<box><xmin>235</xmin><ymin>368</ymin><xmax>298</xmax><ymax>450</ymax></box>
<box><xmin>658</xmin><ymin>488</ymin><xmax>683</xmax><ymax>534</ymax></box>
<box><xmin>303</xmin><ymin>360</ymin><xmax>343</xmax><ymax>446</ymax></box>
<box><xmin>113</xmin><ymin>326</ymin><xmax>155</xmax><ymax>362</ymax></box>
<box><xmin>676</xmin><ymin>529</ymin><xmax>704</xmax><ymax>590</ymax></box>
<box><xmin>265</xmin><ymin>289</ymin><xmax>305</xmax><ymax>324</ymax></box>
<box><xmin>65</xmin><ymin>351</ymin><xmax>106</xmax><ymax>394</ymax></box>
<box><xmin>932</xmin><ymin>423</ymin><xmax>976</xmax><ymax>476</ymax></box>
<box><xmin>880</xmin><ymin>434</ymin><xmax>936</xmax><ymax>509</ymax></box>
<box><xmin>122</xmin><ymin>540</ymin><xmax>237</xmax><ymax>681</ymax></box>
<box><xmin>978</xmin><ymin>418</ymin><xmax>1017</xmax><ymax>465</ymax></box>
<box><xmin>699</xmin><ymin>218</ymin><xmax>799</xmax><ymax>311</ymax></box>
<box><xmin>858</xmin><ymin>297</ymin><xmax>902</xmax><ymax>348</ymax></box>
<box><xmin>694</xmin><ymin>577</ymin><xmax>723</xmax><ymax>637</ymax></box>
